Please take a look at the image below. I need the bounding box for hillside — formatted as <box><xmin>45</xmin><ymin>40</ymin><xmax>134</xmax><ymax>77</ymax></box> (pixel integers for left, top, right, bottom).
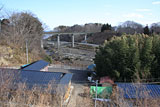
<box><xmin>87</xmin><ymin>31</ymin><xmax>121</xmax><ymax>44</ymax></box>
<box><xmin>0</xmin><ymin>45</ymin><xmax>41</xmax><ymax>66</ymax></box>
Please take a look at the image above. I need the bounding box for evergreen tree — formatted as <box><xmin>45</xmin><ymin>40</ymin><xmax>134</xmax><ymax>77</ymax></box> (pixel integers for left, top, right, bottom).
<box><xmin>95</xmin><ymin>34</ymin><xmax>160</xmax><ymax>82</ymax></box>
<box><xmin>139</xmin><ymin>36</ymin><xmax>154</xmax><ymax>78</ymax></box>
<box><xmin>151</xmin><ymin>35</ymin><xmax>160</xmax><ymax>78</ymax></box>
<box><xmin>101</xmin><ymin>23</ymin><xmax>112</xmax><ymax>32</ymax></box>
<box><xmin>101</xmin><ymin>24</ymin><xmax>106</xmax><ymax>32</ymax></box>
<box><xmin>143</xmin><ymin>25</ymin><xmax>150</xmax><ymax>35</ymax></box>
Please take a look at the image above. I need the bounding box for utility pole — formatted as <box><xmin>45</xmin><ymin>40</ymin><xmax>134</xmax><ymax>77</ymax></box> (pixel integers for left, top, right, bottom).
<box><xmin>72</xmin><ymin>34</ymin><xmax>75</xmax><ymax>47</ymax></box>
<box><xmin>95</xmin><ymin>80</ymin><xmax>98</xmax><ymax>107</ymax></box>
<box><xmin>57</xmin><ymin>34</ymin><xmax>60</xmax><ymax>50</ymax></box>
<box><xmin>41</xmin><ymin>39</ymin><xmax>43</xmax><ymax>49</ymax></box>
<box><xmin>26</xmin><ymin>39</ymin><xmax>29</xmax><ymax>64</ymax></box>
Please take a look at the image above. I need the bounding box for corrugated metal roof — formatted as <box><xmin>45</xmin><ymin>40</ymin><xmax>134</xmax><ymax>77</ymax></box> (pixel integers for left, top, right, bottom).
<box><xmin>22</xmin><ymin>60</ymin><xmax>49</xmax><ymax>71</ymax></box>
<box><xmin>19</xmin><ymin>70</ymin><xmax>63</xmax><ymax>85</ymax></box>
<box><xmin>19</xmin><ymin>70</ymin><xmax>73</xmax><ymax>95</ymax></box>
<box><xmin>59</xmin><ymin>73</ymin><xmax>73</xmax><ymax>85</ymax></box>
<box><xmin>57</xmin><ymin>73</ymin><xmax>73</xmax><ymax>96</ymax></box>
<box><xmin>0</xmin><ymin>68</ymin><xmax>73</xmax><ymax>94</ymax></box>
<box><xmin>116</xmin><ymin>83</ymin><xmax>160</xmax><ymax>99</ymax></box>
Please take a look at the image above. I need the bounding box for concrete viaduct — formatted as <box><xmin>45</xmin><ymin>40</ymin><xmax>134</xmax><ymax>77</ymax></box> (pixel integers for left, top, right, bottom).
<box><xmin>43</xmin><ymin>32</ymin><xmax>98</xmax><ymax>49</ymax></box>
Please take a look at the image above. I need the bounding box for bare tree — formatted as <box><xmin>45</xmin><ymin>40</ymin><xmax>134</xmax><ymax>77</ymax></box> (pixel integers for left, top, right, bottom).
<box><xmin>0</xmin><ymin>5</ymin><xmax>4</xmax><ymax>33</ymax></box>
<box><xmin>117</xmin><ymin>21</ymin><xmax>143</xmax><ymax>34</ymax></box>
<box><xmin>1</xmin><ymin>12</ymin><xmax>43</xmax><ymax>52</ymax></box>
<box><xmin>150</xmin><ymin>22</ymin><xmax>160</xmax><ymax>34</ymax></box>
<box><xmin>53</xmin><ymin>23</ymin><xmax>102</xmax><ymax>33</ymax></box>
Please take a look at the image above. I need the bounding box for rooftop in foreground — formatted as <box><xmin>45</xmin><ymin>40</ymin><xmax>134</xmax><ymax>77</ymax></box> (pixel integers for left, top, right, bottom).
<box><xmin>116</xmin><ymin>83</ymin><xmax>160</xmax><ymax>99</ymax></box>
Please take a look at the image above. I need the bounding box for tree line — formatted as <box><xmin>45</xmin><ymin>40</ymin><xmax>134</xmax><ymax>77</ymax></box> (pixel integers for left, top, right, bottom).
<box><xmin>54</xmin><ymin>21</ymin><xmax>160</xmax><ymax>35</ymax></box>
<box><xmin>53</xmin><ymin>23</ymin><xmax>102</xmax><ymax>33</ymax></box>
<box><xmin>94</xmin><ymin>34</ymin><xmax>160</xmax><ymax>82</ymax></box>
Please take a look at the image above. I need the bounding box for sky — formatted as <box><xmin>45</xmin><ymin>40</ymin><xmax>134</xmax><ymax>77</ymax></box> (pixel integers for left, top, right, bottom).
<box><xmin>0</xmin><ymin>0</ymin><xmax>160</xmax><ymax>30</ymax></box>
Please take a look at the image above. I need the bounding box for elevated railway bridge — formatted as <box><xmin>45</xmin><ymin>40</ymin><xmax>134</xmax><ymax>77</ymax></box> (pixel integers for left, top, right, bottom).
<box><xmin>42</xmin><ymin>32</ymin><xmax>99</xmax><ymax>49</ymax></box>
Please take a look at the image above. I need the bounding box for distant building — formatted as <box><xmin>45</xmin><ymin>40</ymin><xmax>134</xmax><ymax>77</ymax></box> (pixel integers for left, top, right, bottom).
<box><xmin>21</xmin><ymin>60</ymin><xmax>49</xmax><ymax>71</ymax></box>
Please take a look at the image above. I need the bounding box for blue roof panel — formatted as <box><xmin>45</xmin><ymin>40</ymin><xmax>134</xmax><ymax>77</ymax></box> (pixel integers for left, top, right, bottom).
<box><xmin>57</xmin><ymin>73</ymin><xmax>73</xmax><ymax>95</ymax></box>
<box><xmin>22</xmin><ymin>60</ymin><xmax>49</xmax><ymax>71</ymax></box>
<box><xmin>116</xmin><ymin>83</ymin><xmax>160</xmax><ymax>99</ymax></box>
<box><xmin>0</xmin><ymin>68</ymin><xmax>73</xmax><ymax>94</ymax></box>
<box><xmin>19</xmin><ymin>70</ymin><xmax>63</xmax><ymax>86</ymax></box>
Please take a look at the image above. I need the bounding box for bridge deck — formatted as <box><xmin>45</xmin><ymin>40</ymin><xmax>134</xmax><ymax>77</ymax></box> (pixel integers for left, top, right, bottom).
<box><xmin>43</xmin><ymin>32</ymin><xmax>93</xmax><ymax>35</ymax></box>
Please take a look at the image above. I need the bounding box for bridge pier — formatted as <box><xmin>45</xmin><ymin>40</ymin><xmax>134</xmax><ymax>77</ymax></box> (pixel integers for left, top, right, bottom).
<box><xmin>57</xmin><ymin>34</ymin><xmax>60</xmax><ymax>50</ymax></box>
<box><xmin>84</xmin><ymin>34</ymin><xmax>87</xmax><ymax>43</ymax></box>
<box><xmin>72</xmin><ymin>34</ymin><xmax>75</xmax><ymax>48</ymax></box>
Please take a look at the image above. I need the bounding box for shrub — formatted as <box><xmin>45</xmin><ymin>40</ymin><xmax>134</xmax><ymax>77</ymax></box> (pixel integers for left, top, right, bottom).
<box><xmin>95</xmin><ymin>34</ymin><xmax>160</xmax><ymax>81</ymax></box>
<box><xmin>43</xmin><ymin>55</ymin><xmax>52</xmax><ymax>64</ymax></box>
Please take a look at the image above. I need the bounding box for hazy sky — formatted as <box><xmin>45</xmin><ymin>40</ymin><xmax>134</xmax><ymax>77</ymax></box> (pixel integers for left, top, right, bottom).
<box><xmin>0</xmin><ymin>0</ymin><xmax>160</xmax><ymax>30</ymax></box>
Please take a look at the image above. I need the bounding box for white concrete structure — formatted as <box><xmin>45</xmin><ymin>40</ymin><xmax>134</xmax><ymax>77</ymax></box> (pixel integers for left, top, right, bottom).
<box><xmin>72</xmin><ymin>34</ymin><xmax>75</xmax><ymax>47</ymax></box>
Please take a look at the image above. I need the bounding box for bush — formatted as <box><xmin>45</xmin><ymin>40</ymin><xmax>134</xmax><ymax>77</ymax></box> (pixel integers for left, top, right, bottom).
<box><xmin>94</xmin><ymin>34</ymin><xmax>160</xmax><ymax>81</ymax></box>
<box><xmin>43</xmin><ymin>55</ymin><xmax>52</xmax><ymax>64</ymax></box>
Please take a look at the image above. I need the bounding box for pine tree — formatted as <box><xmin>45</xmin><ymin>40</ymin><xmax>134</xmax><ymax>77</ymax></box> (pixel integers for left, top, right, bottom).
<box><xmin>101</xmin><ymin>23</ymin><xmax>112</xmax><ymax>32</ymax></box>
<box><xmin>143</xmin><ymin>25</ymin><xmax>150</xmax><ymax>35</ymax></box>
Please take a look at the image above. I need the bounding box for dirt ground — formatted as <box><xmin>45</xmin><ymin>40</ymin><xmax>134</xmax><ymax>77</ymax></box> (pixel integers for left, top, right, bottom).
<box><xmin>48</xmin><ymin>67</ymin><xmax>94</xmax><ymax>107</ymax></box>
<box><xmin>67</xmin><ymin>83</ymin><xmax>94</xmax><ymax>107</ymax></box>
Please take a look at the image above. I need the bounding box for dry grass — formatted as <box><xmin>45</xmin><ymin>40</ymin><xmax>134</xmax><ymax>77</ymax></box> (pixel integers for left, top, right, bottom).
<box><xmin>1</xmin><ymin>69</ymin><xmax>160</xmax><ymax>107</ymax></box>
<box><xmin>75</xmin><ymin>83</ymin><xmax>160</xmax><ymax>107</ymax></box>
<box><xmin>76</xmin><ymin>87</ymin><xmax>94</xmax><ymax>107</ymax></box>
<box><xmin>0</xmin><ymin>43</ymin><xmax>42</xmax><ymax>66</ymax></box>
<box><xmin>0</xmin><ymin>70</ymin><xmax>63</xmax><ymax>107</ymax></box>
<box><xmin>109</xmin><ymin>83</ymin><xmax>160</xmax><ymax>107</ymax></box>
